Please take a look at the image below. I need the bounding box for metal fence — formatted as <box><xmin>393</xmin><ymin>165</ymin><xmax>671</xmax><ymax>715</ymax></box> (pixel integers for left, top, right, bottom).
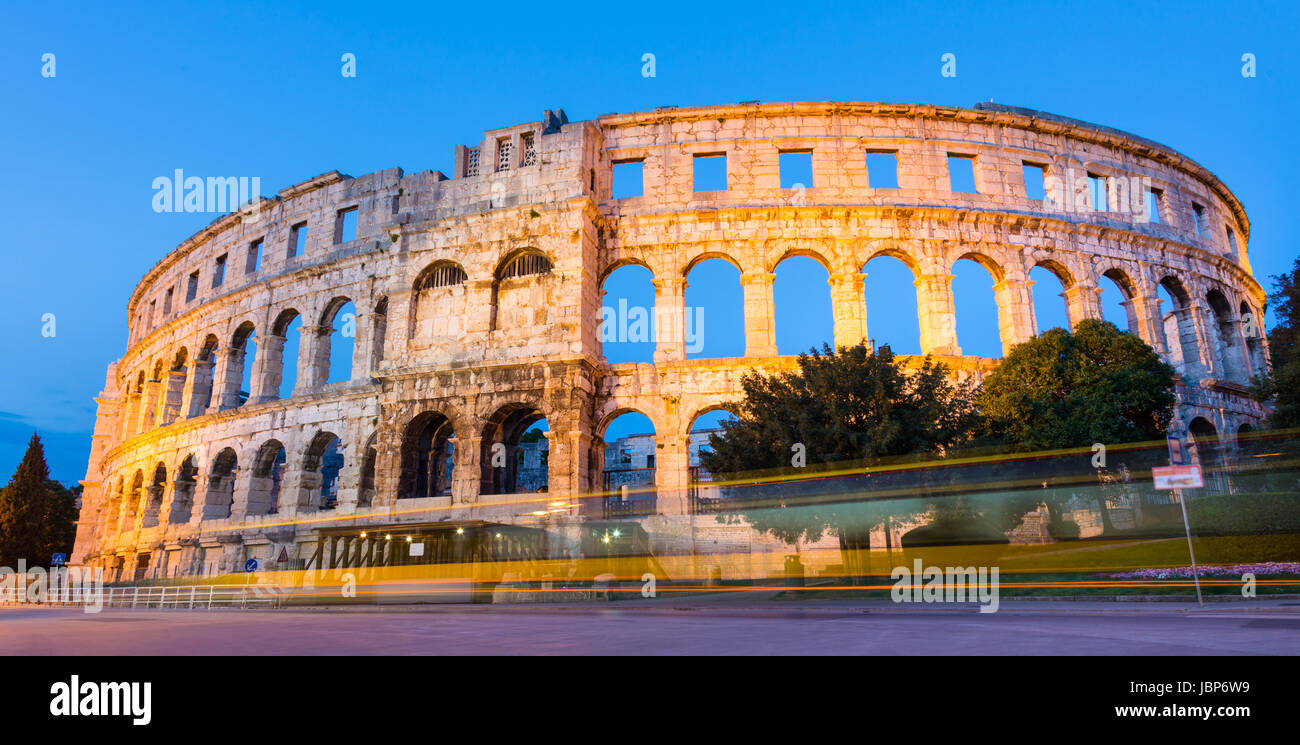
<box><xmin>0</xmin><ymin>583</ymin><xmax>285</xmax><ymax>610</ymax></box>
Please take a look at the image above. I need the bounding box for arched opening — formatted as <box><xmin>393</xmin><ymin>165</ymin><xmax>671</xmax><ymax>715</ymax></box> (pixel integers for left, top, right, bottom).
<box><xmin>205</xmin><ymin>448</ymin><xmax>238</xmax><ymax>520</ymax></box>
<box><xmin>142</xmin><ymin>463</ymin><xmax>167</xmax><ymax>528</ymax></box>
<box><xmin>228</xmin><ymin>322</ymin><xmax>257</xmax><ymax>409</ymax></box>
<box><xmin>270</xmin><ymin>309</ymin><xmax>302</xmax><ymax>400</ymax></box>
<box><xmin>248</xmin><ymin>440</ymin><xmax>287</xmax><ymax>515</ymax></box>
<box><xmin>161</xmin><ymin>348</ymin><xmax>188</xmax><ymax>425</ymax></box>
<box><xmin>192</xmin><ymin>335</ymin><xmax>219</xmax><ymax>415</ymax></box>
<box><xmin>1207</xmin><ymin>289</ymin><xmax>1247</xmax><ymax>383</ymax></box>
<box><xmin>411</xmin><ymin>262</ymin><xmax>467</xmax><ymax>347</ymax></box>
<box><xmin>689</xmin><ymin>408</ymin><xmax>737</xmax><ymax>513</ymax></box>
<box><xmin>399</xmin><ymin>413</ymin><xmax>455</xmax><ymax>500</ymax></box>
<box><xmin>684</xmin><ymin>257</ymin><xmax>744</xmax><ymax>359</ymax></box>
<box><xmin>480</xmin><ymin>406</ymin><xmax>549</xmax><ymax>495</ymax></box>
<box><xmin>1240</xmin><ymin>300</ymin><xmax>1267</xmax><ymax>377</ymax></box>
<box><xmin>600</xmin><ymin>411</ymin><xmax>657</xmax><ymax>517</ymax></box>
<box><xmin>104</xmin><ymin>476</ymin><xmax>124</xmax><ymax>536</ymax></box>
<box><xmin>321</xmin><ymin>298</ymin><xmax>357</xmax><ymax>385</ymax></box>
<box><xmin>599</xmin><ymin>263</ymin><xmax>656</xmax><ymax>363</ymax></box>
<box><xmin>358</xmin><ymin>433</ymin><xmax>377</xmax><ymax>507</ymax></box>
<box><xmin>1188</xmin><ymin>417</ymin><xmax>1222</xmax><ymax>476</ymax></box>
<box><xmin>492</xmin><ymin>250</ymin><xmax>553</xmax><ymax>332</ymax></box>
<box><xmin>1099</xmin><ymin>269</ymin><xmax>1135</xmax><ymax>332</ymax></box>
<box><xmin>123</xmin><ymin>470</ymin><xmax>143</xmax><ymax>528</ymax></box>
<box><xmin>169</xmin><ymin>455</ymin><xmax>198</xmax><ymax>524</ymax></box>
<box><xmin>863</xmin><ymin>254</ymin><xmax>921</xmax><ymax>355</ymax></box>
<box><xmin>951</xmin><ymin>257</ymin><xmax>1003</xmax><ymax>358</ymax></box>
<box><xmin>1159</xmin><ymin>277</ymin><xmax>1201</xmax><ymax>377</ymax></box>
<box><xmin>1029</xmin><ymin>264</ymin><xmax>1070</xmax><ymax>333</ymax></box>
<box><xmin>774</xmin><ymin>255</ymin><xmax>833</xmax><ymax>355</ymax></box>
<box><xmin>301</xmin><ymin>431</ymin><xmax>344</xmax><ymax>511</ymax></box>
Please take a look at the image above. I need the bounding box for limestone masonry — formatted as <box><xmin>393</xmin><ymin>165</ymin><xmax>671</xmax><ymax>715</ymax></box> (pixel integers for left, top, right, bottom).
<box><xmin>71</xmin><ymin>101</ymin><xmax>1270</xmax><ymax>580</ymax></box>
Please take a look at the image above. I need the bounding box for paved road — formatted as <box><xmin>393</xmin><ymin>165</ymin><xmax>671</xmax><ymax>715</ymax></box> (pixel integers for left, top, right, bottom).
<box><xmin>3</xmin><ymin>599</ymin><xmax>1298</xmax><ymax>655</ymax></box>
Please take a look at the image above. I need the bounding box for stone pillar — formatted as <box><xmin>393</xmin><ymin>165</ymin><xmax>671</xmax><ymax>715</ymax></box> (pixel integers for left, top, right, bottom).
<box><xmin>183</xmin><ymin>358</ymin><xmax>215</xmax><ymax>418</ymax></box>
<box><xmin>1187</xmin><ymin>302</ymin><xmax>1218</xmax><ymax>379</ymax></box>
<box><xmin>653</xmin><ymin>277</ymin><xmax>687</xmax><ymax>363</ymax></box>
<box><xmin>121</xmin><ymin>391</ymin><xmax>142</xmax><ymax>440</ymax></box>
<box><xmin>654</xmin><ymin>433</ymin><xmax>691</xmax><ymax>516</ymax></box>
<box><xmin>160</xmin><ymin>369</ymin><xmax>186</xmax><ymax>425</ymax></box>
<box><xmin>992</xmin><ymin>277</ymin><xmax>1037</xmax><ymax>354</ymax></box>
<box><xmin>829</xmin><ymin>272</ymin><xmax>868</xmax><ymax>350</ymax></box>
<box><xmin>452</xmin><ymin>434</ymin><xmax>483</xmax><ymax>507</ymax></box>
<box><xmin>740</xmin><ymin>272</ymin><xmax>778</xmax><ymax>358</ymax></box>
<box><xmin>351</xmin><ymin>309</ymin><xmax>371</xmax><ymax>380</ymax></box>
<box><xmin>139</xmin><ymin>379</ymin><xmax>162</xmax><ymax>431</ymax></box>
<box><xmin>297</xmin><ymin>324</ymin><xmax>330</xmax><ymax>395</ymax></box>
<box><xmin>212</xmin><ymin>346</ymin><xmax>244</xmax><ymax>412</ymax></box>
<box><xmin>1063</xmin><ymin>283</ymin><xmax>1104</xmax><ymax>330</ymax></box>
<box><xmin>914</xmin><ymin>273</ymin><xmax>961</xmax><ymax>356</ymax></box>
<box><xmin>253</xmin><ymin>332</ymin><xmax>287</xmax><ymax>402</ymax></box>
<box><xmin>1125</xmin><ymin>294</ymin><xmax>1168</xmax><ymax>356</ymax></box>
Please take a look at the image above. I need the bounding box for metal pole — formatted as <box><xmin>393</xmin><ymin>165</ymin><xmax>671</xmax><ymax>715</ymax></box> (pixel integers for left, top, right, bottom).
<box><xmin>1174</xmin><ymin>488</ymin><xmax>1203</xmax><ymax>607</ymax></box>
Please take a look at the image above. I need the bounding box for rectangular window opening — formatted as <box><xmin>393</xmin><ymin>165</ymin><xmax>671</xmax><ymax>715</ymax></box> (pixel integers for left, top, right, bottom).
<box><xmin>212</xmin><ymin>254</ymin><xmax>227</xmax><ymax>288</ymax></box>
<box><xmin>1225</xmin><ymin>225</ymin><xmax>1238</xmax><ymax>256</ymax></box>
<box><xmin>867</xmin><ymin>151</ymin><xmax>899</xmax><ymax>189</ymax></box>
<box><xmin>947</xmin><ymin>154</ymin><xmax>978</xmax><ymax>194</ymax></box>
<box><xmin>1145</xmin><ymin>188</ymin><xmax>1164</xmax><ymax>224</ymax></box>
<box><xmin>496</xmin><ymin>137</ymin><xmax>513</xmax><ymax>172</ymax></box>
<box><xmin>186</xmin><ymin>271</ymin><xmax>199</xmax><ymax>302</ymax></box>
<box><xmin>693</xmin><ymin>153</ymin><xmax>727</xmax><ymax>192</ymax></box>
<box><xmin>779</xmin><ymin>150</ymin><xmax>814</xmax><ymax>190</ymax></box>
<box><xmin>1022</xmin><ymin>162</ymin><xmax>1047</xmax><ymax>201</ymax></box>
<box><xmin>335</xmin><ymin>207</ymin><xmax>358</xmax><ymax>244</ymax></box>
<box><xmin>1193</xmin><ymin>203</ymin><xmax>1208</xmax><ymax>236</ymax></box>
<box><xmin>612</xmin><ymin>159</ymin><xmax>645</xmax><ymax>199</ymax></box>
<box><xmin>289</xmin><ymin>222</ymin><xmax>308</xmax><ymax>258</ymax></box>
<box><xmin>246</xmin><ymin>239</ymin><xmax>262</xmax><ymax>274</ymax></box>
<box><xmin>1087</xmin><ymin>173</ymin><xmax>1110</xmax><ymax>212</ymax></box>
<box><xmin>163</xmin><ymin>287</ymin><xmax>173</xmax><ymax>316</ymax></box>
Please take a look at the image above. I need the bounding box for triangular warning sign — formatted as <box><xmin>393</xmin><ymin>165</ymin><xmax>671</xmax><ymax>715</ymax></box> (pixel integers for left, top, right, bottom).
<box><xmin>277</xmin><ymin>547</ymin><xmax>289</xmax><ymax>563</ymax></box>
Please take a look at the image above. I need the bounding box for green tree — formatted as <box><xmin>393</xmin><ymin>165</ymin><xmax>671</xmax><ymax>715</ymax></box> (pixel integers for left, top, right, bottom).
<box><xmin>977</xmin><ymin>319</ymin><xmax>1177</xmax><ymax>530</ymax></box>
<box><xmin>0</xmin><ymin>433</ymin><xmax>53</xmax><ymax>568</ymax></box>
<box><xmin>1251</xmin><ymin>257</ymin><xmax>1300</xmax><ymax>428</ymax></box>
<box><xmin>698</xmin><ymin>344</ymin><xmax>979</xmax><ymax>581</ymax></box>
<box><xmin>41</xmin><ymin>480</ymin><xmax>81</xmax><ymax>563</ymax></box>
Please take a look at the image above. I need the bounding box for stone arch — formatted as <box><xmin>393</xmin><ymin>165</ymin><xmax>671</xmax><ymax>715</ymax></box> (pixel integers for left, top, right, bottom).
<box><xmin>1239</xmin><ymin>299</ymin><xmax>1267</xmax><ymax>377</ymax></box>
<box><xmin>1206</xmin><ymin>288</ymin><xmax>1248</xmax><ymax>383</ymax></box>
<box><xmin>862</xmin><ymin>252</ymin><xmax>921</xmax><ymax>354</ymax></box>
<box><xmin>490</xmin><ymin>248</ymin><xmax>556</xmax><ymax>333</ymax></box>
<box><xmin>314</xmin><ymin>296</ymin><xmax>356</xmax><ymax>386</ymax></box>
<box><xmin>169</xmin><ymin>454</ymin><xmax>199</xmax><ymax>524</ymax></box>
<box><xmin>951</xmin><ymin>253</ymin><xmax>1006</xmax><ymax>357</ymax></box>
<box><xmin>224</xmin><ymin>321</ymin><xmax>257</xmax><ymax>409</ymax></box>
<box><xmin>774</xmin><ymin>252</ymin><xmax>834</xmax><ymax>355</ymax></box>
<box><xmin>410</xmin><ymin>261</ymin><xmax>469</xmax><ymax>346</ymax></box>
<box><xmin>682</xmin><ymin>250</ymin><xmax>744</xmax><ymax>277</ymax></box>
<box><xmin>158</xmin><ymin>347</ymin><xmax>188</xmax><ymax>426</ymax></box>
<box><xmin>189</xmin><ymin>335</ymin><xmax>219</xmax><ymax>416</ymax></box>
<box><xmin>121</xmin><ymin>469</ymin><xmax>144</xmax><ymax>528</ymax></box>
<box><xmin>480</xmin><ymin>404</ymin><xmax>549</xmax><ymax>495</ymax></box>
<box><xmin>1188</xmin><ymin>416</ymin><xmax>1221</xmax><ymax>468</ymax></box>
<box><xmin>414</xmin><ymin>260</ymin><xmax>469</xmax><ymax>292</ymax></box>
<box><xmin>1158</xmin><ymin>275</ymin><xmax>1203</xmax><ymax>377</ymax></box>
<box><xmin>247</xmin><ymin>439</ymin><xmax>287</xmax><ymax>515</ymax></box>
<box><xmin>265</xmin><ymin>308</ymin><xmax>303</xmax><ymax>400</ymax></box>
<box><xmin>205</xmin><ymin>447</ymin><xmax>238</xmax><ymax>520</ymax></box>
<box><xmin>299</xmin><ymin>430</ymin><xmax>344</xmax><ymax>511</ymax></box>
<box><xmin>600</xmin><ymin>410</ymin><xmax>658</xmax><ymax>512</ymax></box>
<box><xmin>141</xmin><ymin>462</ymin><xmax>167</xmax><ymax>528</ymax></box>
<box><xmin>769</xmin><ymin>246</ymin><xmax>833</xmax><ymax>274</ymax></box>
<box><xmin>864</xmin><ymin>245</ymin><xmax>922</xmax><ymax>277</ymax></box>
<box><xmin>685</xmin><ymin>255</ymin><xmax>746</xmax><ymax>358</ymax></box>
<box><xmin>358</xmin><ymin>432</ymin><xmax>378</xmax><ymax>507</ymax></box>
<box><xmin>597</xmin><ymin>256</ymin><xmax>655</xmax><ymax>287</ymax></box>
<box><xmin>1029</xmin><ymin>263</ymin><xmax>1070</xmax><ymax>334</ymax></box>
<box><xmin>398</xmin><ymin>412</ymin><xmax>456</xmax><ymax>500</ymax></box>
<box><xmin>600</xmin><ymin>263</ymin><xmax>657</xmax><ymax>363</ymax></box>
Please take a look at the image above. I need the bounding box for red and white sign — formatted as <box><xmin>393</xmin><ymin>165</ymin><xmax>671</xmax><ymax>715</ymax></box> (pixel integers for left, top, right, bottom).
<box><xmin>1153</xmin><ymin>464</ymin><xmax>1203</xmax><ymax>489</ymax></box>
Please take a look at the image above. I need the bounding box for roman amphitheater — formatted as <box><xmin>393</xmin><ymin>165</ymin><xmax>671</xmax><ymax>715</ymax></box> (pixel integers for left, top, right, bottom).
<box><xmin>71</xmin><ymin>101</ymin><xmax>1271</xmax><ymax>582</ymax></box>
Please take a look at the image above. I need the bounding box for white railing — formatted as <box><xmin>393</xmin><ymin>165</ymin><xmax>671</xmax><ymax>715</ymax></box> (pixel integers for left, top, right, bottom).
<box><xmin>0</xmin><ymin>583</ymin><xmax>285</xmax><ymax>610</ymax></box>
<box><xmin>100</xmin><ymin>584</ymin><xmax>285</xmax><ymax>609</ymax></box>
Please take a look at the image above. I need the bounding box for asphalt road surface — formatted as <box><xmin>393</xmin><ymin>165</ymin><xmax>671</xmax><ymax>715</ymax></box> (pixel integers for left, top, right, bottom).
<box><xmin>3</xmin><ymin>599</ymin><xmax>1298</xmax><ymax>655</ymax></box>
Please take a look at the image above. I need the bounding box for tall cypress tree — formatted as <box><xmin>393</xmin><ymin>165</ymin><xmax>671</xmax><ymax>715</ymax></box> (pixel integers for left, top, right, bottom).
<box><xmin>0</xmin><ymin>433</ymin><xmax>52</xmax><ymax>568</ymax></box>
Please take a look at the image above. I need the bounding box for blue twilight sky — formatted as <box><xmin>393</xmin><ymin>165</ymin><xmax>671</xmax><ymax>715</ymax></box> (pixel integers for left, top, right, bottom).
<box><xmin>1</xmin><ymin>1</ymin><xmax>1297</xmax><ymax>481</ymax></box>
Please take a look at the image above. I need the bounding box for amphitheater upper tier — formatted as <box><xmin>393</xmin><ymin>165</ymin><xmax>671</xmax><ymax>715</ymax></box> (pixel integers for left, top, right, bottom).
<box><xmin>73</xmin><ymin>101</ymin><xmax>1271</xmax><ymax>579</ymax></box>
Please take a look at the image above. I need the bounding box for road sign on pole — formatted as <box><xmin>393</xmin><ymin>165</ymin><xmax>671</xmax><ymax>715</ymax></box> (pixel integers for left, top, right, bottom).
<box><xmin>1152</xmin><ymin>465</ymin><xmax>1204</xmax><ymax>489</ymax></box>
<box><xmin>244</xmin><ymin>558</ymin><xmax>259</xmax><ymax>573</ymax></box>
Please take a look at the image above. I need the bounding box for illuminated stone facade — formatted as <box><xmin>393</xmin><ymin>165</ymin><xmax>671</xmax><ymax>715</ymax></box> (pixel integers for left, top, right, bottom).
<box><xmin>72</xmin><ymin>102</ymin><xmax>1269</xmax><ymax>580</ymax></box>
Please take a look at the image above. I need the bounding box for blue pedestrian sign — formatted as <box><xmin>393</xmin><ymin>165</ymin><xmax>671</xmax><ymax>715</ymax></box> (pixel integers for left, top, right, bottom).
<box><xmin>51</xmin><ymin>553</ymin><xmax>67</xmax><ymax>566</ymax></box>
<box><xmin>244</xmin><ymin>558</ymin><xmax>260</xmax><ymax>572</ymax></box>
